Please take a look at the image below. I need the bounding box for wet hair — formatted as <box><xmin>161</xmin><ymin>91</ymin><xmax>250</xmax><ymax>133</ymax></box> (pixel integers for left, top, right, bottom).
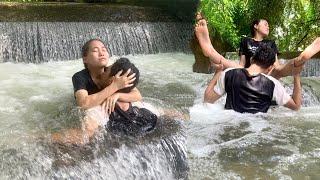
<box><xmin>250</xmin><ymin>19</ymin><xmax>267</xmax><ymax>37</ymax></box>
<box><xmin>251</xmin><ymin>44</ymin><xmax>275</xmax><ymax>69</ymax></box>
<box><xmin>81</xmin><ymin>38</ymin><xmax>106</xmax><ymax>68</ymax></box>
<box><xmin>110</xmin><ymin>57</ymin><xmax>140</xmax><ymax>93</ymax></box>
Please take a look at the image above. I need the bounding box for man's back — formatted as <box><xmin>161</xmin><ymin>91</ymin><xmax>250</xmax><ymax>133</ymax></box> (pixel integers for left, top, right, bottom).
<box><xmin>224</xmin><ymin>68</ymin><xmax>274</xmax><ymax>113</ymax></box>
<box><xmin>214</xmin><ymin>68</ymin><xmax>291</xmax><ymax>114</ymax></box>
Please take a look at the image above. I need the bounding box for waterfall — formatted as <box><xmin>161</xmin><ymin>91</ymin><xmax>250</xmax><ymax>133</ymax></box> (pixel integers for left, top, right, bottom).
<box><xmin>300</xmin><ymin>60</ymin><xmax>320</xmax><ymax>77</ymax></box>
<box><xmin>0</xmin><ymin>22</ymin><xmax>193</xmax><ymax>63</ymax></box>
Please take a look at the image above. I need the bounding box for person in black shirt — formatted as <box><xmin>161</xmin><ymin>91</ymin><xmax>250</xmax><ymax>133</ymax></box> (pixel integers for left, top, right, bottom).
<box><xmin>239</xmin><ymin>36</ymin><xmax>278</xmax><ymax>68</ymax></box>
<box><xmin>51</xmin><ymin>39</ymin><xmax>144</xmax><ymax>145</ymax></box>
<box><xmin>72</xmin><ymin>39</ymin><xmax>142</xmax><ymax>111</ymax></box>
<box><xmin>195</xmin><ymin>18</ymin><xmax>320</xmax><ymax>79</ymax></box>
<box><xmin>204</xmin><ymin>45</ymin><xmax>303</xmax><ymax>113</ymax></box>
<box><xmin>239</xmin><ymin>19</ymin><xmax>279</xmax><ymax>68</ymax></box>
<box><xmin>52</xmin><ymin>58</ymin><xmax>158</xmax><ymax>145</ymax></box>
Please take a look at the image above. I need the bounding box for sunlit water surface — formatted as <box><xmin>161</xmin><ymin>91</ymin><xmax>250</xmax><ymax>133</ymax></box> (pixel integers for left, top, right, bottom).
<box><xmin>0</xmin><ymin>53</ymin><xmax>320</xmax><ymax>179</ymax></box>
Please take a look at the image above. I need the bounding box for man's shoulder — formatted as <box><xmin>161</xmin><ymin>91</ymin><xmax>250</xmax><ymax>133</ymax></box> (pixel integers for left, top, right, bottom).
<box><xmin>224</xmin><ymin>67</ymin><xmax>239</xmax><ymax>73</ymax></box>
<box><xmin>260</xmin><ymin>74</ymin><xmax>281</xmax><ymax>86</ymax></box>
<box><xmin>224</xmin><ymin>67</ymin><xmax>245</xmax><ymax>75</ymax></box>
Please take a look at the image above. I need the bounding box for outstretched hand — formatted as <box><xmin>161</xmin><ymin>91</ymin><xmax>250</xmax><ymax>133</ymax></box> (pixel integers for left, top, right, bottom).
<box><xmin>112</xmin><ymin>69</ymin><xmax>136</xmax><ymax>90</ymax></box>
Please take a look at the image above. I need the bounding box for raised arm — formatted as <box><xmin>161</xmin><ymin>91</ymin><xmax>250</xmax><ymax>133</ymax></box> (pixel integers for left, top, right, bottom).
<box><xmin>239</xmin><ymin>55</ymin><xmax>246</xmax><ymax>67</ymax></box>
<box><xmin>284</xmin><ymin>75</ymin><xmax>302</xmax><ymax>111</ymax></box>
<box><xmin>204</xmin><ymin>70</ymin><xmax>223</xmax><ymax>103</ymax></box>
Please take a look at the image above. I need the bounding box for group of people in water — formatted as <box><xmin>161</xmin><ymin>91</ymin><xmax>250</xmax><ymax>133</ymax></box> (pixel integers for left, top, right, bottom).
<box><xmin>195</xmin><ymin>12</ymin><xmax>320</xmax><ymax>113</ymax></box>
<box><xmin>52</xmin><ymin>13</ymin><xmax>320</xmax><ymax>145</ymax></box>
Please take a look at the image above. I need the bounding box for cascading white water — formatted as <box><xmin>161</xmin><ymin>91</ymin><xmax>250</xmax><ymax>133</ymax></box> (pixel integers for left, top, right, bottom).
<box><xmin>1</xmin><ymin>53</ymin><xmax>320</xmax><ymax>179</ymax></box>
<box><xmin>0</xmin><ymin>22</ymin><xmax>192</xmax><ymax>63</ymax></box>
<box><xmin>0</xmin><ymin>54</ymin><xmax>193</xmax><ymax>179</ymax></box>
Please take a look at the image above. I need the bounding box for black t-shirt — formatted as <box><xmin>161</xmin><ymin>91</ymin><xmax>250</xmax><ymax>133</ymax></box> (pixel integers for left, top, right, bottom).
<box><xmin>72</xmin><ymin>69</ymin><xmax>100</xmax><ymax>95</ymax></box>
<box><xmin>107</xmin><ymin>103</ymin><xmax>158</xmax><ymax>136</ymax></box>
<box><xmin>239</xmin><ymin>37</ymin><xmax>279</xmax><ymax>68</ymax></box>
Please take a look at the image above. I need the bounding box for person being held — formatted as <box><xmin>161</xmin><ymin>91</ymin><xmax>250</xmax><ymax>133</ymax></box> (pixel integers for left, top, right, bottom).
<box><xmin>52</xmin><ymin>57</ymin><xmax>158</xmax><ymax>145</ymax></box>
<box><xmin>204</xmin><ymin>44</ymin><xmax>303</xmax><ymax>113</ymax></box>
<box><xmin>104</xmin><ymin>58</ymin><xmax>158</xmax><ymax>136</ymax></box>
<box><xmin>195</xmin><ymin>17</ymin><xmax>320</xmax><ymax>79</ymax></box>
<box><xmin>51</xmin><ymin>39</ymin><xmax>144</xmax><ymax>145</ymax></box>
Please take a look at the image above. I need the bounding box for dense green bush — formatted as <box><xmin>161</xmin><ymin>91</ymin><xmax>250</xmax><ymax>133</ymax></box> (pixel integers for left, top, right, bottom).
<box><xmin>199</xmin><ymin>0</ymin><xmax>320</xmax><ymax>51</ymax></box>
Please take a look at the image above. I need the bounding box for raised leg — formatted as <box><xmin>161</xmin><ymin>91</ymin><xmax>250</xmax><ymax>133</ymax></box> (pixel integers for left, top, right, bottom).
<box><xmin>296</xmin><ymin>37</ymin><xmax>320</xmax><ymax>65</ymax></box>
<box><xmin>270</xmin><ymin>37</ymin><xmax>320</xmax><ymax>79</ymax></box>
<box><xmin>194</xmin><ymin>19</ymin><xmax>241</xmax><ymax>69</ymax></box>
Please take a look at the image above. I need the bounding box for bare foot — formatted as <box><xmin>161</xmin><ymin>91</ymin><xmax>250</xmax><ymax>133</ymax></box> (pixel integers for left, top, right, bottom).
<box><xmin>195</xmin><ymin>12</ymin><xmax>204</xmax><ymax>22</ymax></box>
<box><xmin>295</xmin><ymin>37</ymin><xmax>320</xmax><ymax>66</ymax></box>
<box><xmin>195</xmin><ymin>19</ymin><xmax>214</xmax><ymax>57</ymax></box>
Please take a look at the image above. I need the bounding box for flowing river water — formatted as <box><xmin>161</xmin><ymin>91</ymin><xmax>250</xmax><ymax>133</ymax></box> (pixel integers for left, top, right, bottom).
<box><xmin>0</xmin><ymin>53</ymin><xmax>320</xmax><ymax>179</ymax></box>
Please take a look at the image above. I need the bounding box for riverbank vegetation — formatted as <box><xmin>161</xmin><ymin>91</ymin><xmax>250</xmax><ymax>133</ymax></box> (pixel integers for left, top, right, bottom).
<box><xmin>199</xmin><ymin>0</ymin><xmax>320</xmax><ymax>52</ymax></box>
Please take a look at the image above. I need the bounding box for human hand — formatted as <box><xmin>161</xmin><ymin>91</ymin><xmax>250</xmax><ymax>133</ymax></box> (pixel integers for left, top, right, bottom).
<box><xmin>211</xmin><ymin>59</ymin><xmax>223</xmax><ymax>73</ymax></box>
<box><xmin>292</xmin><ymin>62</ymin><xmax>304</xmax><ymax>77</ymax></box>
<box><xmin>102</xmin><ymin>93</ymin><xmax>120</xmax><ymax>114</ymax></box>
<box><xmin>112</xmin><ymin>69</ymin><xmax>136</xmax><ymax>90</ymax></box>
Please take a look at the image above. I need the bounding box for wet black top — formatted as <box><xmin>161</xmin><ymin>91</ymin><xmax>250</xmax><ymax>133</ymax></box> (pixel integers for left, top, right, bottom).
<box><xmin>72</xmin><ymin>69</ymin><xmax>99</xmax><ymax>95</ymax></box>
<box><xmin>224</xmin><ymin>69</ymin><xmax>275</xmax><ymax>113</ymax></box>
<box><xmin>107</xmin><ymin>103</ymin><xmax>158</xmax><ymax>136</ymax></box>
<box><xmin>239</xmin><ymin>37</ymin><xmax>279</xmax><ymax>68</ymax></box>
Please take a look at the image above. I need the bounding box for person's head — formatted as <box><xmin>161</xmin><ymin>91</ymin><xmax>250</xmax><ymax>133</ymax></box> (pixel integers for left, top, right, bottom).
<box><xmin>81</xmin><ymin>39</ymin><xmax>109</xmax><ymax>69</ymax></box>
<box><xmin>110</xmin><ymin>57</ymin><xmax>140</xmax><ymax>93</ymax></box>
<box><xmin>251</xmin><ymin>44</ymin><xmax>276</xmax><ymax>70</ymax></box>
<box><xmin>250</xmin><ymin>19</ymin><xmax>269</xmax><ymax>38</ymax></box>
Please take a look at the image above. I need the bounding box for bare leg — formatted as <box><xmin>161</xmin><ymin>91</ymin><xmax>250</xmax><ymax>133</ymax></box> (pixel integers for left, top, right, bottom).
<box><xmin>51</xmin><ymin>116</ymin><xmax>99</xmax><ymax>146</ymax></box>
<box><xmin>195</xmin><ymin>19</ymin><xmax>241</xmax><ymax>69</ymax></box>
<box><xmin>269</xmin><ymin>57</ymin><xmax>303</xmax><ymax>79</ymax></box>
<box><xmin>270</xmin><ymin>37</ymin><xmax>320</xmax><ymax>79</ymax></box>
<box><xmin>297</xmin><ymin>37</ymin><xmax>320</xmax><ymax>65</ymax></box>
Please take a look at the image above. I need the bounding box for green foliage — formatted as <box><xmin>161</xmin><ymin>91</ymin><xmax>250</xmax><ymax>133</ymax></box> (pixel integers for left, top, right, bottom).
<box><xmin>200</xmin><ymin>0</ymin><xmax>244</xmax><ymax>49</ymax></box>
<box><xmin>277</xmin><ymin>0</ymin><xmax>320</xmax><ymax>51</ymax></box>
<box><xmin>199</xmin><ymin>0</ymin><xmax>319</xmax><ymax>52</ymax></box>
